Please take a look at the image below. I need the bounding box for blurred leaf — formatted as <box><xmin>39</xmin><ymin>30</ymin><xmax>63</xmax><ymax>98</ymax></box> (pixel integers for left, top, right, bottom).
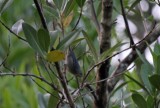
<box><xmin>127</xmin><ymin>0</ymin><xmax>141</xmax><ymax>13</ymax></box>
<box><xmin>62</xmin><ymin>12</ymin><xmax>73</xmax><ymax>28</ymax></box>
<box><xmin>100</xmin><ymin>42</ymin><xmax>127</xmax><ymax>61</ymax></box>
<box><xmin>22</xmin><ymin>23</ymin><xmax>44</xmax><ymax>56</ymax></box>
<box><xmin>43</xmin><ymin>5</ymin><xmax>59</xmax><ymax>19</ymax></box>
<box><xmin>154</xmin><ymin>42</ymin><xmax>160</xmax><ymax>55</ymax></box>
<box><xmin>110</xmin><ymin>81</ymin><xmax>130</xmax><ymax>97</ymax></box>
<box><xmin>149</xmin><ymin>74</ymin><xmax>160</xmax><ymax>90</ymax></box>
<box><xmin>46</xmin><ymin>50</ymin><xmax>65</xmax><ymax>62</ymax></box>
<box><xmin>140</xmin><ymin>64</ymin><xmax>152</xmax><ymax>93</ymax></box>
<box><xmin>47</xmin><ymin>92</ymin><xmax>59</xmax><ymax>108</ymax></box>
<box><xmin>49</xmin><ymin>30</ymin><xmax>60</xmax><ymax>48</ymax></box>
<box><xmin>53</xmin><ymin>0</ymin><xmax>63</xmax><ymax>10</ymax></box>
<box><xmin>147</xmin><ymin>95</ymin><xmax>154</xmax><ymax>108</ymax></box>
<box><xmin>11</xmin><ymin>19</ymin><xmax>24</xmax><ymax>35</ymax></box>
<box><xmin>150</xmin><ymin>43</ymin><xmax>160</xmax><ymax>74</ymax></box>
<box><xmin>37</xmin><ymin>29</ymin><xmax>50</xmax><ymax>52</ymax></box>
<box><xmin>136</xmin><ymin>49</ymin><xmax>151</xmax><ymax>66</ymax></box>
<box><xmin>147</xmin><ymin>15</ymin><xmax>154</xmax><ymax>22</ymax></box>
<box><xmin>75</xmin><ymin>0</ymin><xmax>86</xmax><ymax>7</ymax></box>
<box><xmin>62</xmin><ymin>0</ymin><xmax>75</xmax><ymax>17</ymax></box>
<box><xmin>82</xmin><ymin>30</ymin><xmax>98</xmax><ymax>62</ymax></box>
<box><xmin>70</xmin><ymin>37</ymin><xmax>85</xmax><ymax>46</ymax></box>
<box><xmin>0</xmin><ymin>0</ymin><xmax>13</xmax><ymax>15</ymax></box>
<box><xmin>125</xmin><ymin>73</ymin><xmax>150</xmax><ymax>94</ymax></box>
<box><xmin>56</xmin><ymin>29</ymin><xmax>81</xmax><ymax>49</ymax></box>
<box><xmin>132</xmin><ymin>93</ymin><xmax>147</xmax><ymax>108</ymax></box>
<box><xmin>38</xmin><ymin>93</ymin><xmax>47</xmax><ymax>108</ymax></box>
<box><xmin>2</xmin><ymin>88</ymin><xmax>15</xmax><ymax>108</ymax></box>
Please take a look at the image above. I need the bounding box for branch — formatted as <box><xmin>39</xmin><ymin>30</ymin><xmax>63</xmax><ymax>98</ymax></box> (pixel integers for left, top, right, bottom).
<box><xmin>95</xmin><ymin>0</ymin><xmax>113</xmax><ymax>107</ymax></box>
<box><xmin>33</xmin><ymin>0</ymin><xmax>48</xmax><ymax>30</ymax></box>
<box><xmin>108</xmin><ymin>23</ymin><xmax>160</xmax><ymax>92</ymax></box>
<box><xmin>88</xmin><ymin>0</ymin><xmax>100</xmax><ymax>33</ymax></box>
<box><xmin>83</xmin><ymin>24</ymin><xmax>155</xmax><ymax>85</ymax></box>
<box><xmin>120</xmin><ymin>0</ymin><xmax>134</xmax><ymax>46</ymax></box>
<box><xmin>30</xmin><ymin>76</ymin><xmax>61</xmax><ymax>99</ymax></box>
<box><xmin>84</xmin><ymin>83</ymin><xmax>97</xmax><ymax>101</ymax></box>
<box><xmin>72</xmin><ymin>7</ymin><xmax>83</xmax><ymax>31</ymax></box>
<box><xmin>0</xmin><ymin>72</ymin><xmax>61</xmax><ymax>91</ymax></box>
<box><xmin>55</xmin><ymin>63</ymin><xmax>75</xmax><ymax>108</ymax></box>
<box><xmin>33</xmin><ymin>0</ymin><xmax>75</xmax><ymax>107</ymax></box>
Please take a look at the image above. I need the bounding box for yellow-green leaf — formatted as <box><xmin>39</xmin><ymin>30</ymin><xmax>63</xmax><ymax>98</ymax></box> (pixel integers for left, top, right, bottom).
<box><xmin>62</xmin><ymin>12</ymin><xmax>73</xmax><ymax>28</ymax></box>
<box><xmin>46</xmin><ymin>50</ymin><xmax>65</xmax><ymax>62</ymax></box>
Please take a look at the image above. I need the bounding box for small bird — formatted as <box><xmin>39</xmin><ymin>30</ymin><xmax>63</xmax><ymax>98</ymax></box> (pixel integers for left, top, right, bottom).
<box><xmin>65</xmin><ymin>46</ymin><xmax>82</xmax><ymax>77</ymax></box>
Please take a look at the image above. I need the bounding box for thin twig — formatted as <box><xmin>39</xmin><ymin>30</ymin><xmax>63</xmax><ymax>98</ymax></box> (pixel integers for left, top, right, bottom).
<box><xmin>0</xmin><ymin>20</ymin><xmax>27</xmax><ymax>42</ymax></box>
<box><xmin>76</xmin><ymin>77</ymin><xmax>86</xmax><ymax>108</ymax></box>
<box><xmin>88</xmin><ymin>0</ymin><xmax>100</xmax><ymax>33</ymax></box>
<box><xmin>72</xmin><ymin>7</ymin><xmax>83</xmax><ymax>31</ymax></box>
<box><xmin>91</xmin><ymin>64</ymin><xmax>135</xmax><ymax>85</ymax></box>
<box><xmin>33</xmin><ymin>0</ymin><xmax>48</xmax><ymax>30</ymax></box>
<box><xmin>108</xmin><ymin>23</ymin><xmax>160</xmax><ymax>91</ymax></box>
<box><xmin>0</xmin><ymin>72</ymin><xmax>52</xmax><ymax>86</ymax></box>
<box><xmin>30</xmin><ymin>76</ymin><xmax>60</xmax><ymax>99</ymax></box>
<box><xmin>138</xmin><ymin>2</ymin><xmax>148</xmax><ymax>34</ymax></box>
<box><xmin>82</xmin><ymin>24</ymin><xmax>156</xmax><ymax>85</ymax></box>
<box><xmin>0</xmin><ymin>35</ymin><xmax>10</xmax><ymax>67</ymax></box>
<box><xmin>84</xmin><ymin>83</ymin><xmax>97</xmax><ymax>101</ymax></box>
<box><xmin>120</xmin><ymin>0</ymin><xmax>134</xmax><ymax>46</ymax></box>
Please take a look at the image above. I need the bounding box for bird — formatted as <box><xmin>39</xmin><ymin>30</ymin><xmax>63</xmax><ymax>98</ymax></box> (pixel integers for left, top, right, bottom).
<box><xmin>65</xmin><ymin>46</ymin><xmax>82</xmax><ymax>77</ymax></box>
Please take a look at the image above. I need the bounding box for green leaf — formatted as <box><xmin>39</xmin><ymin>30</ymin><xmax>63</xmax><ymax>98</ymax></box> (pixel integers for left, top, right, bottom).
<box><xmin>125</xmin><ymin>74</ymin><xmax>150</xmax><ymax>94</ymax></box>
<box><xmin>136</xmin><ymin>49</ymin><xmax>151</xmax><ymax>65</ymax></box>
<box><xmin>82</xmin><ymin>30</ymin><xmax>98</xmax><ymax>62</ymax></box>
<box><xmin>75</xmin><ymin>0</ymin><xmax>86</xmax><ymax>7</ymax></box>
<box><xmin>53</xmin><ymin>0</ymin><xmax>63</xmax><ymax>10</ymax></box>
<box><xmin>149</xmin><ymin>74</ymin><xmax>160</xmax><ymax>90</ymax></box>
<box><xmin>47</xmin><ymin>92</ymin><xmax>59</xmax><ymax>108</ymax></box>
<box><xmin>147</xmin><ymin>15</ymin><xmax>154</xmax><ymax>22</ymax></box>
<box><xmin>147</xmin><ymin>95</ymin><xmax>154</xmax><ymax>108</ymax></box>
<box><xmin>140</xmin><ymin>64</ymin><xmax>152</xmax><ymax>92</ymax></box>
<box><xmin>62</xmin><ymin>0</ymin><xmax>75</xmax><ymax>17</ymax></box>
<box><xmin>70</xmin><ymin>38</ymin><xmax>85</xmax><ymax>46</ymax></box>
<box><xmin>127</xmin><ymin>0</ymin><xmax>141</xmax><ymax>13</ymax></box>
<box><xmin>22</xmin><ymin>23</ymin><xmax>44</xmax><ymax>56</ymax></box>
<box><xmin>100</xmin><ymin>42</ymin><xmax>127</xmax><ymax>61</ymax></box>
<box><xmin>154</xmin><ymin>42</ymin><xmax>160</xmax><ymax>55</ymax></box>
<box><xmin>49</xmin><ymin>30</ymin><xmax>60</xmax><ymax>48</ymax></box>
<box><xmin>38</xmin><ymin>93</ymin><xmax>47</xmax><ymax>108</ymax></box>
<box><xmin>0</xmin><ymin>0</ymin><xmax>13</xmax><ymax>15</ymax></box>
<box><xmin>37</xmin><ymin>29</ymin><xmax>50</xmax><ymax>52</ymax></box>
<box><xmin>56</xmin><ymin>29</ymin><xmax>82</xmax><ymax>49</ymax></box>
<box><xmin>132</xmin><ymin>93</ymin><xmax>147</xmax><ymax>108</ymax></box>
<box><xmin>43</xmin><ymin>5</ymin><xmax>59</xmax><ymax>19</ymax></box>
<box><xmin>110</xmin><ymin>81</ymin><xmax>130</xmax><ymax>97</ymax></box>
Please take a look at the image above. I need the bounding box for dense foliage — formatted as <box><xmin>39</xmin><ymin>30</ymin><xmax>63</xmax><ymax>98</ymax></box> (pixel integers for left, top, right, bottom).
<box><xmin>0</xmin><ymin>0</ymin><xmax>160</xmax><ymax>108</ymax></box>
